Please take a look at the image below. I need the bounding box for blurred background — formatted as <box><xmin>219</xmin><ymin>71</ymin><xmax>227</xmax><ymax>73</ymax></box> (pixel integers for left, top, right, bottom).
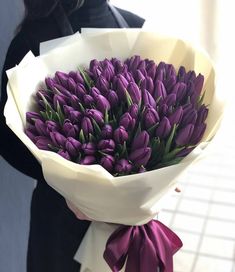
<box><xmin>0</xmin><ymin>0</ymin><xmax>235</xmax><ymax>271</ymax></box>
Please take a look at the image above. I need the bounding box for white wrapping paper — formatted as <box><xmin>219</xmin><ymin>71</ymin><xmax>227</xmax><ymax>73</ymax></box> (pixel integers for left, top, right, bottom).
<box><xmin>4</xmin><ymin>30</ymin><xmax>225</xmax><ymax>271</ymax></box>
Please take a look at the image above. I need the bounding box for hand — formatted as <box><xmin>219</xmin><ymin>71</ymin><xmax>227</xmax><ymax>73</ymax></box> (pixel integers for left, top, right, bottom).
<box><xmin>66</xmin><ymin>200</ymin><xmax>91</xmax><ymax>221</ymax></box>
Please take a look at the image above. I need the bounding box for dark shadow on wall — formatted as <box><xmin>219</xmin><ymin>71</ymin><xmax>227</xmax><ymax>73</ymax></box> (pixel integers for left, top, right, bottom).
<box><xmin>0</xmin><ymin>2</ymin><xmax>36</xmax><ymax>272</ymax></box>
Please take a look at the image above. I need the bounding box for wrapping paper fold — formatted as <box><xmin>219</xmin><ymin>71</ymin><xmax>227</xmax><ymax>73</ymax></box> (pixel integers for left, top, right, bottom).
<box><xmin>4</xmin><ymin>29</ymin><xmax>225</xmax><ymax>271</ymax></box>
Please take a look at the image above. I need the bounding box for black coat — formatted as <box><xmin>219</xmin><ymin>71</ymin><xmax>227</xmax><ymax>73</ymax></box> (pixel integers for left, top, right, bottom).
<box><xmin>0</xmin><ymin>1</ymin><xmax>144</xmax><ymax>271</ymax></box>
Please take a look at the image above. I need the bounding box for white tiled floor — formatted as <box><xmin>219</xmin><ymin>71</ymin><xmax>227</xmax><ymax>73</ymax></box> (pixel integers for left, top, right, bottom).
<box><xmin>158</xmin><ymin>115</ymin><xmax>235</xmax><ymax>272</ymax></box>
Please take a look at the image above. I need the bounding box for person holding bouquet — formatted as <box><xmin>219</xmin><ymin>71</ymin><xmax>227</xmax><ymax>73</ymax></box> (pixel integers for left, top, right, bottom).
<box><xmin>0</xmin><ymin>1</ymin><xmax>145</xmax><ymax>271</ymax></box>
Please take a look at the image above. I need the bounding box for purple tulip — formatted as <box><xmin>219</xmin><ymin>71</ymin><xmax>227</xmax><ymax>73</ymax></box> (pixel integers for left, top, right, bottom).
<box><xmin>90</xmin><ymin>87</ymin><xmax>101</xmax><ymax>98</ymax></box>
<box><xmin>81</xmin><ymin>117</ymin><xmax>93</xmax><ymax>135</ymax></box>
<box><xmin>119</xmin><ymin>112</ymin><xmax>136</xmax><ymax>131</ymax></box>
<box><xmin>113</xmin><ymin>126</ymin><xmax>128</xmax><ymax>144</ymax></box>
<box><xmin>185</xmin><ymin>70</ymin><xmax>196</xmax><ymax>83</ymax></box>
<box><xmin>115</xmin><ymin>74</ymin><xmax>129</xmax><ymax>100</ymax></box>
<box><xmin>131</xmin><ymin>131</ymin><xmax>149</xmax><ymax>151</ymax></box>
<box><xmin>155</xmin><ymin>117</ymin><xmax>171</xmax><ymax>139</ymax></box>
<box><xmin>172</xmin><ymin>82</ymin><xmax>187</xmax><ymax>102</ymax></box>
<box><xmin>35</xmin><ymin>136</ymin><xmax>53</xmax><ymax>150</ymax></box>
<box><xmin>128</xmin><ymin>55</ymin><xmax>141</xmax><ymax>72</ymax></box>
<box><xmin>177</xmin><ymin>66</ymin><xmax>186</xmax><ymax>82</ymax></box>
<box><xmin>142</xmin><ymin>89</ymin><xmax>156</xmax><ymax>108</ymax></box>
<box><xmin>45</xmin><ymin>77</ymin><xmax>56</xmax><ymax>90</ymax></box>
<box><xmin>129</xmin><ymin>147</ymin><xmax>152</xmax><ymax>167</ymax></box>
<box><xmin>181</xmin><ymin>109</ymin><xmax>197</xmax><ymax>126</ymax></box>
<box><xmin>168</xmin><ymin>106</ymin><xmax>183</xmax><ymax>126</ymax></box>
<box><xmin>159</xmin><ymin>103</ymin><xmax>168</xmax><ymax>116</ymax></box>
<box><xmin>53</xmin><ymin>94</ymin><xmax>67</xmax><ymax>109</ymax></box>
<box><xmin>63</xmin><ymin>105</ymin><xmax>74</xmax><ymax>116</ymax></box>
<box><xmin>82</xmin><ymin>142</ymin><xmax>96</xmax><ymax>155</ymax></box>
<box><xmin>70</xmin><ymin>94</ymin><xmax>80</xmax><ymax>110</ymax></box>
<box><xmin>36</xmin><ymin>90</ymin><xmax>52</xmax><ymax>103</ymax></box>
<box><xmin>153</xmin><ymin>80</ymin><xmax>167</xmax><ymax>101</ymax></box>
<box><xmin>80</xmin><ymin>156</ymin><xmax>96</xmax><ymax>165</ymax></box>
<box><xmin>68</xmin><ymin>110</ymin><xmax>83</xmax><ymax>124</ymax></box>
<box><xmin>58</xmin><ymin>150</ymin><xmax>71</xmax><ymax>160</ymax></box>
<box><xmin>146</xmin><ymin>61</ymin><xmax>156</xmax><ymax>79</ymax></box>
<box><xmin>55</xmin><ymin>71</ymin><xmax>69</xmax><ymax>88</ymax></box>
<box><xmin>96</xmin><ymin>75</ymin><xmax>109</xmax><ymax>95</ymax></box>
<box><xmin>52</xmin><ymin>83</ymin><xmax>71</xmax><ymax>97</ymax></box>
<box><xmin>65</xmin><ymin>137</ymin><xmax>82</xmax><ymax>157</ymax></box>
<box><xmin>83</xmin><ymin>94</ymin><xmax>95</xmax><ymax>106</ymax></box>
<box><xmin>128</xmin><ymin>104</ymin><xmax>139</xmax><ymax>118</ymax></box>
<box><xmin>75</xmin><ymin>83</ymin><xmax>87</xmax><ymax>100</ymax></box>
<box><xmin>136</xmin><ymin>70</ymin><xmax>145</xmax><ymax>84</ymax></box>
<box><xmin>175</xmin><ymin>124</ymin><xmax>194</xmax><ymax>146</ymax></box>
<box><xmin>26</xmin><ymin>112</ymin><xmax>42</xmax><ymax>124</ymax></box>
<box><xmin>98</xmin><ymin>139</ymin><xmax>115</xmax><ymax>154</ymax></box>
<box><xmin>115</xmin><ymin>159</ymin><xmax>132</xmax><ymax>174</ymax></box>
<box><xmin>50</xmin><ymin>131</ymin><xmax>67</xmax><ymax>148</ymax></box>
<box><xmin>164</xmin><ymin>93</ymin><xmax>176</xmax><ymax>107</ymax></box>
<box><xmin>100</xmin><ymin>155</ymin><xmax>115</xmax><ymax>172</ymax></box>
<box><xmin>144</xmin><ymin>76</ymin><xmax>154</xmax><ymax>94</ymax></box>
<box><xmin>127</xmin><ymin>82</ymin><xmax>141</xmax><ymax>104</ymax></box>
<box><xmin>63</xmin><ymin>120</ymin><xmax>79</xmax><ymax>138</ymax></box>
<box><xmin>25</xmin><ymin>129</ymin><xmax>37</xmax><ymax>143</ymax></box>
<box><xmin>35</xmin><ymin>119</ymin><xmax>48</xmax><ymax>136</ymax></box>
<box><xmin>143</xmin><ymin>107</ymin><xmax>159</xmax><ymax>129</ymax></box>
<box><xmin>101</xmin><ymin>124</ymin><xmax>113</xmax><ymax>139</ymax></box>
<box><xmin>190</xmin><ymin>123</ymin><xmax>206</xmax><ymax>145</ymax></box>
<box><xmin>85</xmin><ymin>109</ymin><xmax>104</xmax><ymax>125</ymax></box>
<box><xmin>196</xmin><ymin>105</ymin><xmax>208</xmax><ymax>125</ymax></box>
<box><xmin>69</xmin><ymin>71</ymin><xmax>84</xmax><ymax>84</ymax></box>
<box><xmin>96</xmin><ymin>95</ymin><xmax>111</xmax><ymax>113</ymax></box>
<box><xmin>46</xmin><ymin>120</ymin><xmax>60</xmax><ymax>134</ymax></box>
<box><xmin>67</xmin><ymin>77</ymin><xmax>77</xmax><ymax>93</ymax></box>
<box><xmin>194</xmin><ymin>73</ymin><xmax>204</xmax><ymax>95</ymax></box>
<box><xmin>107</xmin><ymin>90</ymin><xmax>119</xmax><ymax>107</ymax></box>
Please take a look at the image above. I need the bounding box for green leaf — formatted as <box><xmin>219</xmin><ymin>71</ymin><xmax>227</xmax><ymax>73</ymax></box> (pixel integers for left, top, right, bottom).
<box><xmin>89</xmin><ymin>133</ymin><xmax>96</xmax><ymax>142</ymax></box>
<box><xmin>158</xmin><ymin>157</ymin><xmax>184</xmax><ymax>168</ymax></box>
<box><xmin>104</xmin><ymin>109</ymin><xmax>109</xmax><ymax>123</ymax></box>
<box><xmin>197</xmin><ymin>90</ymin><xmax>206</xmax><ymax>107</ymax></box>
<box><xmin>162</xmin><ymin>146</ymin><xmax>185</xmax><ymax>162</ymax></box>
<box><xmin>79</xmin><ymin>129</ymin><xmax>85</xmax><ymax>143</ymax></box>
<box><xmin>91</xmin><ymin>118</ymin><xmax>101</xmax><ymax>136</ymax></box>
<box><xmin>78</xmin><ymin>67</ymin><xmax>94</xmax><ymax>89</ymax></box>
<box><xmin>164</xmin><ymin>124</ymin><xmax>177</xmax><ymax>155</ymax></box>
<box><xmin>125</xmin><ymin>90</ymin><xmax>133</xmax><ymax>107</ymax></box>
<box><xmin>79</xmin><ymin>102</ymin><xmax>85</xmax><ymax>113</ymax></box>
<box><xmin>40</xmin><ymin>111</ymin><xmax>48</xmax><ymax>120</ymax></box>
<box><xmin>56</xmin><ymin>101</ymin><xmax>65</xmax><ymax>123</ymax></box>
<box><xmin>38</xmin><ymin>93</ymin><xmax>53</xmax><ymax>112</ymax></box>
<box><xmin>120</xmin><ymin>141</ymin><xmax>128</xmax><ymax>157</ymax></box>
<box><xmin>48</xmin><ymin>144</ymin><xmax>60</xmax><ymax>152</ymax></box>
<box><xmin>147</xmin><ymin>122</ymin><xmax>159</xmax><ymax>135</ymax></box>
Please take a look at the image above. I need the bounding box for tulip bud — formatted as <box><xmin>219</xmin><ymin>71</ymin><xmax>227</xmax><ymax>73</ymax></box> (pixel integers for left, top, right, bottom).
<box><xmin>98</xmin><ymin>139</ymin><xmax>115</xmax><ymax>154</ymax></box>
<box><xmin>190</xmin><ymin>123</ymin><xmax>206</xmax><ymax>145</ymax></box>
<box><xmin>68</xmin><ymin>110</ymin><xmax>83</xmax><ymax>124</ymax></box>
<box><xmin>52</xmin><ymin>83</ymin><xmax>71</xmax><ymax>97</ymax></box>
<box><xmin>67</xmin><ymin>77</ymin><xmax>77</xmax><ymax>93</ymax></box>
<box><xmin>63</xmin><ymin>105</ymin><xmax>74</xmax><ymax>116</ymax></box>
<box><xmin>176</xmin><ymin>147</ymin><xmax>194</xmax><ymax>157</ymax></box>
<box><xmin>70</xmin><ymin>95</ymin><xmax>80</xmax><ymax>110</ymax></box>
<box><xmin>45</xmin><ymin>77</ymin><xmax>56</xmax><ymax>91</ymax></box>
<box><xmin>128</xmin><ymin>55</ymin><xmax>141</xmax><ymax>72</ymax></box>
<box><xmin>194</xmin><ymin>73</ymin><xmax>204</xmax><ymax>96</ymax></box>
<box><xmin>75</xmin><ymin>83</ymin><xmax>87</xmax><ymax>100</ymax></box>
<box><xmin>83</xmin><ymin>95</ymin><xmax>95</xmax><ymax>106</ymax></box>
<box><xmin>25</xmin><ymin>128</ymin><xmax>37</xmax><ymax>143</ymax></box>
<box><xmin>80</xmin><ymin>155</ymin><xmax>96</xmax><ymax>165</ymax></box>
<box><xmin>35</xmin><ymin>136</ymin><xmax>53</xmax><ymax>150</ymax></box>
<box><xmin>144</xmin><ymin>76</ymin><xmax>154</xmax><ymax>95</ymax></box>
<box><xmin>115</xmin><ymin>74</ymin><xmax>129</xmax><ymax>100</ymax></box>
<box><xmin>100</xmin><ymin>155</ymin><xmax>115</xmax><ymax>172</ymax></box>
<box><xmin>136</xmin><ymin>69</ymin><xmax>145</xmax><ymax>84</ymax></box>
<box><xmin>101</xmin><ymin>124</ymin><xmax>113</xmax><ymax>139</ymax></box>
<box><xmin>65</xmin><ymin>137</ymin><xmax>82</xmax><ymax>156</ymax></box>
<box><xmin>155</xmin><ymin>117</ymin><xmax>171</xmax><ymax>139</ymax></box>
<box><xmin>58</xmin><ymin>149</ymin><xmax>71</xmax><ymax>160</ymax></box>
<box><xmin>181</xmin><ymin>109</ymin><xmax>197</xmax><ymax>126</ymax></box>
<box><xmin>50</xmin><ymin>131</ymin><xmax>67</xmax><ymax>148</ymax></box>
<box><xmin>127</xmin><ymin>82</ymin><xmax>141</xmax><ymax>104</ymax></box>
<box><xmin>172</xmin><ymin>82</ymin><xmax>187</xmax><ymax>102</ymax></box>
<box><xmin>168</xmin><ymin>106</ymin><xmax>183</xmax><ymax>126</ymax></box>
<box><xmin>85</xmin><ymin>109</ymin><xmax>104</xmax><ymax>125</ymax></box>
<box><xmin>55</xmin><ymin>71</ymin><xmax>69</xmax><ymax>88</ymax></box>
<box><xmin>53</xmin><ymin>94</ymin><xmax>67</xmax><ymax>109</ymax></box>
<box><xmin>143</xmin><ymin>107</ymin><xmax>160</xmax><ymax>129</ymax></box>
<box><xmin>128</xmin><ymin>104</ymin><xmax>139</xmax><ymax>119</ymax></box>
<box><xmin>81</xmin><ymin>117</ymin><xmax>93</xmax><ymax>136</ymax></box>
<box><xmin>46</xmin><ymin>120</ymin><xmax>60</xmax><ymax>134</ymax></box>
<box><xmin>131</xmin><ymin>130</ymin><xmax>149</xmax><ymax>151</ymax></box>
<box><xmin>129</xmin><ymin>147</ymin><xmax>152</xmax><ymax>167</ymax></box>
<box><xmin>185</xmin><ymin>70</ymin><xmax>196</xmax><ymax>83</ymax></box>
<box><xmin>90</xmin><ymin>87</ymin><xmax>101</xmax><ymax>98</ymax></box>
<box><xmin>159</xmin><ymin>104</ymin><xmax>168</xmax><ymax>116</ymax></box>
<box><xmin>153</xmin><ymin>80</ymin><xmax>167</xmax><ymax>101</ymax></box>
<box><xmin>196</xmin><ymin>105</ymin><xmax>208</xmax><ymax>125</ymax></box>
<box><xmin>146</xmin><ymin>61</ymin><xmax>156</xmax><ymax>79</ymax></box>
<box><xmin>68</xmin><ymin>71</ymin><xmax>84</xmax><ymax>84</ymax></box>
<box><xmin>119</xmin><ymin>112</ymin><xmax>136</xmax><ymax>131</ymax></box>
<box><xmin>63</xmin><ymin>120</ymin><xmax>79</xmax><ymax>138</ymax></box>
<box><xmin>26</xmin><ymin>112</ymin><xmax>42</xmax><ymax>124</ymax></box>
<box><xmin>175</xmin><ymin>124</ymin><xmax>194</xmax><ymax>146</ymax></box>
<box><xmin>115</xmin><ymin>159</ymin><xmax>132</xmax><ymax>174</ymax></box>
<box><xmin>177</xmin><ymin>66</ymin><xmax>186</xmax><ymax>82</ymax></box>
<box><xmin>82</xmin><ymin>142</ymin><xmax>96</xmax><ymax>155</ymax></box>
<box><xmin>96</xmin><ymin>75</ymin><xmax>109</xmax><ymax>95</ymax></box>
<box><xmin>36</xmin><ymin>90</ymin><xmax>52</xmax><ymax>104</ymax></box>
<box><xmin>107</xmin><ymin>90</ymin><xmax>119</xmax><ymax>107</ymax></box>
<box><xmin>164</xmin><ymin>93</ymin><xmax>176</xmax><ymax>107</ymax></box>
<box><xmin>113</xmin><ymin>126</ymin><xmax>128</xmax><ymax>144</ymax></box>
<box><xmin>142</xmin><ymin>89</ymin><xmax>156</xmax><ymax>108</ymax></box>
<box><xmin>35</xmin><ymin>119</ymin><xmax>48</xmax><ymax>136</ymax></box>
<box><xmin>96</xmin><ymin>95</ymin><xmax>111</xmax><ymax>113</ymax></box>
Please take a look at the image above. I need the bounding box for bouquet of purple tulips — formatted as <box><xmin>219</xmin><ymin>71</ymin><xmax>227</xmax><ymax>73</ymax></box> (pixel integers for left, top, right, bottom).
<box><xmin>4</xmin><ymin>30</ymin><xmax>224</xmax><ymax>272</ymax></box>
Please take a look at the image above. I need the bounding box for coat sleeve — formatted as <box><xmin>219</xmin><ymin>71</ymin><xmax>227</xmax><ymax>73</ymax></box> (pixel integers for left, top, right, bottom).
<box><xmin>0</xmin><ymin>31</ymin><xmax>43</xmax><ymax>180</ymax></box>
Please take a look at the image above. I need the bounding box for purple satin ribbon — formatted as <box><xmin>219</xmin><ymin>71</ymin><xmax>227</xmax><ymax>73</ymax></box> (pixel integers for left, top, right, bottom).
<box><xmin>103</xmin><ymin>220</ymin><xmax>183</xmax><ymax>272</ymax></box>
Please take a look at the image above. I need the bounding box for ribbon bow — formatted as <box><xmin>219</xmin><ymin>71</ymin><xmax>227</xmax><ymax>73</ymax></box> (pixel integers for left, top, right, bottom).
<box><xmin>103</xmin><ymin>220</ymin><xmax>182</xmax><ymax>272</ymax></box>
